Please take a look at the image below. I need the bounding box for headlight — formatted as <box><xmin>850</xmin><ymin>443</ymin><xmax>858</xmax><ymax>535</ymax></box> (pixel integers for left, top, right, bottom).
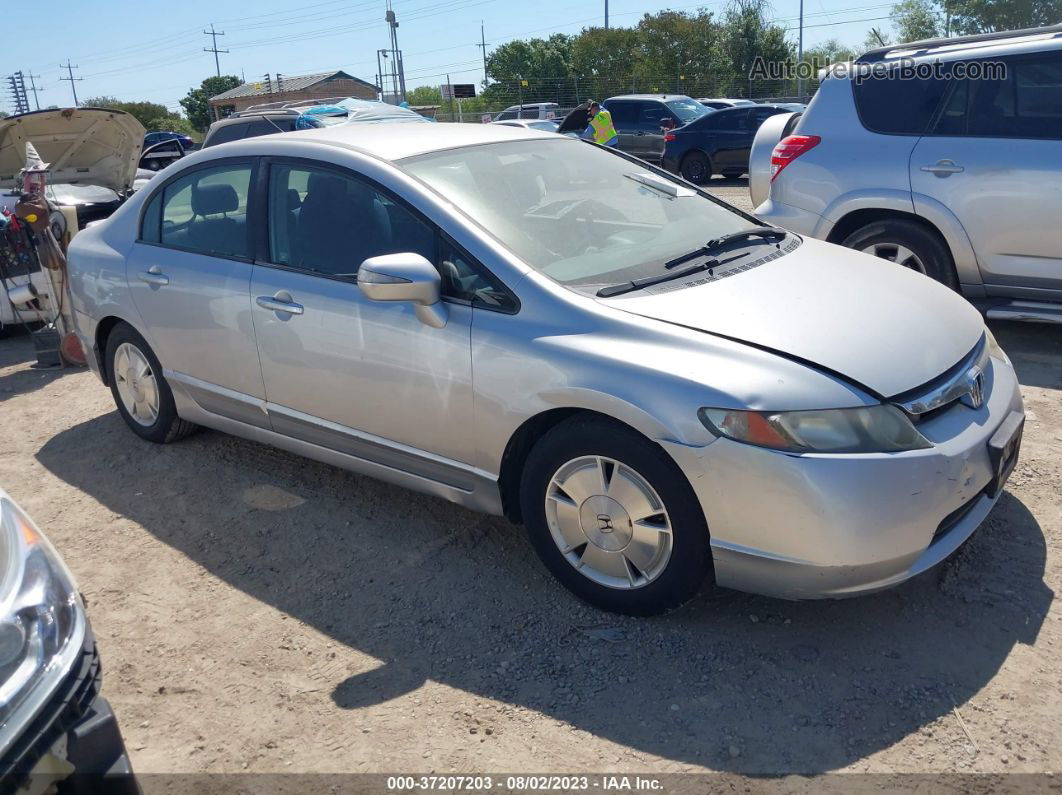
<box><xmin>0</xmin><ymin>496</ymin><xmax>85</xmax><ymax>752</ymax></box>
<box><xmin>985</xmin><ymin>327</ymin><xmax>1011</xmax><ymax>366</ymax></box>
<box><xmin>698</xmin><ymin>404</ymin><xmax>931</xmax><ymax>453</ymax></box>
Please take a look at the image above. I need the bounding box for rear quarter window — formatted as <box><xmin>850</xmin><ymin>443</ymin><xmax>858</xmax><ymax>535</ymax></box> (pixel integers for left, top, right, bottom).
<box><xmin>853</xmin><ymin>64</ymin><xmax>949</xmax><ymax>134</ymax></box>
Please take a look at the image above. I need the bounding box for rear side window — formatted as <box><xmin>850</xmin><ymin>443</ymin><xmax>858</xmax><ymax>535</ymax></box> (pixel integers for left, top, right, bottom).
<box><xmin>746</xmin><ymin>107</ymin><xmax>781</xmax><ymax>129</ymax></box>
<box><xmin>853</xmin><ymin>65</ymin><xmax>949</xmax><ymax>134</ymax></box>
<box><xmin>155</xmin><ymin>164</ymin><xmax>253</xmax><ymax>259</ymax></box>
<box><xmin>519</xmin><ymin>107</ymin><xmax>539</xmax><ymax>119</ymax></box>
<box><xmin>960</xmin><ymin>53</ymin><xmax>1062</xmax><ymax>139</ymax></box>
<box><xmin>204</xmin><ymin>123</ymin><xmax>246</xmax><ymax>147</ymax></box>
<box><xmin>496</xmin><ymin>109</ymin><xmax>517</xmax><ymax>120</ymax></box>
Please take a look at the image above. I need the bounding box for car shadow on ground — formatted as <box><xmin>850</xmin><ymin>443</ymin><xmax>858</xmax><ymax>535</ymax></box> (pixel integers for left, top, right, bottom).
<box><xmin>0</xmin><ymin>333</ymin><xmax>75</xmax><ymax>402</ymax></box>
<box><xmin>38</xmin><ymin>409</ymin><xmax>1052</xmax><ymax>774</ymax></box>
<box><xmin>989</xmin><ymin>320</ymin><xmax>1062</xmax><ymax>391</ymax></box>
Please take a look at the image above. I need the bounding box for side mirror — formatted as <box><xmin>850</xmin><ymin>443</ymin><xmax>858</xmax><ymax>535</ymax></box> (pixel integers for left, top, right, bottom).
<box><xmin>358</xmin><ymin>253</ymin><xmax>447</xmax><ymax>328</ymax></box>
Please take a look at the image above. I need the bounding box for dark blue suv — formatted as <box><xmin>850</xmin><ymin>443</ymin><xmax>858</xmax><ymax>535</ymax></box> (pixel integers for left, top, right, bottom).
<box><xmin>143</xmin><ymin>130</ymin><xmax>195</xmax><ymax>150</ymax></box>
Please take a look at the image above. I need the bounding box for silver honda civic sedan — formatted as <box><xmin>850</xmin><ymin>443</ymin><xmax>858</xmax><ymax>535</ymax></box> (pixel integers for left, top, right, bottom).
<box><xmin>67</xmin><ymin>123</ymin><xmax>1024</xmax><ymax>615</ymax></box>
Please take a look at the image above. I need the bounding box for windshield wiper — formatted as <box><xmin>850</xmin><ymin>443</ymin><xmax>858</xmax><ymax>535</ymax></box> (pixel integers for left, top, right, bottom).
<box><xmin>664</xmin><ymin>226</ymin><xmax>786</xmax><ymax>269</ymax></box>
<box><xmin>597</xmin><ymin>259</ymin><xmax>718</xmax><ymax>298</ymax></box>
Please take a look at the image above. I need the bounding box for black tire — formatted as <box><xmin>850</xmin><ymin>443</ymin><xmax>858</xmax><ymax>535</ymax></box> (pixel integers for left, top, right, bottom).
<box><xmin>841</xmin><ymin>219</ymin><xmax>958</xmax><ymax>290</ymax></box>
<box><xmin>679</xmin><ymin>151</ymin><xmax>713</xmax><ymax>185</ymax></box>
<box><xmin>520</xmin><ymin>416</ymin><xmax>713</xmax><ymax>616</ymax></box>
<box><xmin>105</xmin><ymin>323</ymin><xmax>197</xmax><ymax>444</ymax></box>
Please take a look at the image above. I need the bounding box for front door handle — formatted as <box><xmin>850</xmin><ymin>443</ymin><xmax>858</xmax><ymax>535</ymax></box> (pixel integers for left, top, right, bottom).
<box><xmin>921</xmin><ymin>159</ymin><xmax>965</xmax><ymax>176</ymax></box>
<box><xmin>138</xmin><ymin>265</ymin><xmax>169</xmax><ymax>286</ymax></box>
<box><xmin>256</xmin><ymin>294</ymin><xmax>304</xmax><ymax>315</ymax></box>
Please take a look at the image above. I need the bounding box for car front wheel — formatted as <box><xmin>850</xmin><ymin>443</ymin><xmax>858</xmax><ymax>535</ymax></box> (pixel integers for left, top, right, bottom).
<box><xmin>520</xmin><ymin>416</ymin><xmax>712</xmax><ymax>615</ymax></box>
<box><xmin>105</xmin><ymin>323</ymin><xmax>197</xmax><ymax>444</ymax></box>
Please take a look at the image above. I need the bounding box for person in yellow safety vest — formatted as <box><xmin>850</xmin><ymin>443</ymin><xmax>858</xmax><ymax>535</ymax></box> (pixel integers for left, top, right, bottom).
<box><xmin>580</xmin><ymin>100</ymin><xmax>618</xmax><ymax>147</ymax></box>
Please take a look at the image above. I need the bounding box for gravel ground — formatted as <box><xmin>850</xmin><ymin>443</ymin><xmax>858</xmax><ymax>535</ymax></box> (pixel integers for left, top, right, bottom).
<box><xmin>0</xmin><ymin>185</ymin><xmax>1059</xmax><ymax>783</ymax></box>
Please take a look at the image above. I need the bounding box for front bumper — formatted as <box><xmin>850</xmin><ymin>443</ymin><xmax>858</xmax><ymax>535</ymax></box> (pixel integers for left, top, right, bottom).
<box><xmin>663</xmin><ymin>355</ymin><xmax>1024</xmax><ymax>600</ymax></box>
<box><xmin>1</xmin><ymin>629</ymin><xmax>140</xmax><ymax>795</ymax></box>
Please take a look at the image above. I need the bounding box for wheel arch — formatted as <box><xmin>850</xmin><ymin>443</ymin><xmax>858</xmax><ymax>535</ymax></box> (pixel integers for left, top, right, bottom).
<box><xmin>498</xmin><ymin>407</ymin><xmax>672</xmax><ymax>524</ymax></box>
<box><xmin>93</xmin><ymin>314</ymin><xmax>137</xmax><ymax>385</ymax></box>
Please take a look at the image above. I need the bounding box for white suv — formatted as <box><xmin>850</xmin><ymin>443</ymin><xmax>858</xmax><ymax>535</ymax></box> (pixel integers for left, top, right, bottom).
<box><xmin>753</xmin><ymin>25</ymin><xmax>1062</xmax><ymax>323</ymax></box>
<box><xmin>493</xmin><ymin>103</ymin><xmax>559</xmax><ymax>121</ymax></box>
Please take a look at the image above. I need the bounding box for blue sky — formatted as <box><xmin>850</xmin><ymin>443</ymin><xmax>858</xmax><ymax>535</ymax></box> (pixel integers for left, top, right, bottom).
<box><xmin>5</xmin><ymin>0</ymin><xmax>896</xmax><ymax>113</ymax></box>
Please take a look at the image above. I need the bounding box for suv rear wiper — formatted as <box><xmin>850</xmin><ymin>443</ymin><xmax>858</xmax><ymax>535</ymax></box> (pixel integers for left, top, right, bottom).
<box><xmin>666</xmin><ymin>226</ymin><xmax>786</xmax><ymax>269</ymax></box>
<box><xmin>597</xmin><ymin>259</ymin><xmax>718</xmax><ymax>298</ymax></box>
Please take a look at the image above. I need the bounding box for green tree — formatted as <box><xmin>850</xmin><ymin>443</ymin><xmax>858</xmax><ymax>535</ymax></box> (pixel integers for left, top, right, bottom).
<box><xmin>179</xmin><ymin>75</ymin><xmax>241</xmax><ymax>132</ymax></box>
<box><xmin>407</xmin><ymin>85</ymin><xmax>443</xmax><ymax>106</ymax></box>
<box><xmin>485</xmin><ymin>34</ymin><xmax>575</xmax><ymax>104</ymax></box>
<box><xmin>720</xmin><ymin>0</ymin><xmax>794</xmax><ymax>97</ymax></box>
<box><xmin>633</xmin><ymin>10</ymin><xmax>720</xmax><ymax>92</ymax></box>
<box><xmin>802</xmin><ymin>38</ymin><xmax>857</xmax><ymax>65</ymax></box>
<box><xmin>570</xmin><ymin>26</ymin><xmax>641</xmax><ymax>100</ymax></box>
<box><xmin>891</xmin><ymin>0</ymin><xmax>943</xmax><ymax>41</ymax></box>
<box><xmin>80</xmin><ymin>96</ymin><xmax>170</xmax><ymax>128</ymax></box>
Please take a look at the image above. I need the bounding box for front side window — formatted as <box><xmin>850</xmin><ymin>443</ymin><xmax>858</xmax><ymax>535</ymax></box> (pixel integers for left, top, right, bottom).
<box><xmin>267</xmin><ymin>164</ymin><xmax>434</xmax><ymax>279</ymax></box>
<box><xmin>401</xmin><ymin>139</ymin><xmax>754</xmax><ymax>291</ymax></box>
<box><xmin>637</xmin><ymin>104</ymin><xmax>672</xmax><ymax>130</ymax></box>
<box><xmin>153</xmin><ymin>163</ymin><xmax>252</xmax><ymax>258</ymax></box>
<box><xmin>604</xmin><ymin>101</ymin><xmax>641</xmax><ymax>127</ymax></box>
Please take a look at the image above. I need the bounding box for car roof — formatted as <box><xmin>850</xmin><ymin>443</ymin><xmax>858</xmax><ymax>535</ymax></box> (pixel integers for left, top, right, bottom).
<box><xmin>857</xmin><ymin>23</ymin><xmax>1062</xmax><ymax>63</ymax></box>
<box><xmin>233</xmin><ymin>121</ymin><xmax>555</xmax><ymax>162</ymax></box>
<box><xmin>605</xmin><ymin>94</ymin><xmax>695</xmax><ymax>102</ymax></box>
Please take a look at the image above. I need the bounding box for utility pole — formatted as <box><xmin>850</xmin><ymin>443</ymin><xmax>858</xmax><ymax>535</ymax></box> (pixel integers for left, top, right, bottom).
<box><xmin>59</xmin><ymin>62</ymin><xmax>82</xmax><ymax>106</ymax></box>
<box><xmin>5</xmin><ymin>72</ymin><xmax>30</xmax><ymax>115</ymax></box>
<box><xmin>605</xmin><ymin>0</ymin><xmax>609</xmax><ymax>29</ymax></box>
<box><xmin>476</xmin><ymin>21</ymin><xmax>489</xmax><ymax>89</ymax></box>
<box><xmin>385</xmin><ymin>2</ymin><xmax>406</xmax><ymax>102</ymax></box>
<box><xmin>796</xmin><ymin>0</ymin><xmax>805</xmax><ymax>100</ymax></box>
<box><xmin>26</xmin><ymin>73</ymin><xmax>42</xmax><ymax>110</ymax></box>
<box><xmin>203</xmin><ymin>24</ymin><xmax>228</xmax><ymax>77</ymax></box>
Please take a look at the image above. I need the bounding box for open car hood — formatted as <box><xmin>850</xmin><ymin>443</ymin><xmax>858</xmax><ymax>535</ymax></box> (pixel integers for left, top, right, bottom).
<box><xmin>0</xmin><ymin>108</ymin><xmax>145</xmax><ymax>195</ymax></box>
<box><xmin>600</xmin><ymin>236</ymin><xmax>986</xmax><ymax>399</ymax></box>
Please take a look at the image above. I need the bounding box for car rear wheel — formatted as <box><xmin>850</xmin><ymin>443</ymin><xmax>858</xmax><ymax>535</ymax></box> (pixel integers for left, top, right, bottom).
<box><xmin>841</xmin><ymin>219</ymin><xmax>958</xmax><ymax>290</ymax></box>
<box><xmin>520</xmin><ymin>416</ymin><xmax>712</xmax><ymax>615</ymax></box>
<box><xmin>679</xmin><ymin>151</ymin><xmax>713</xmax><ymax>185</ymax></box>
<box><xmin>105</xmin><ymin>323</ymin><xmax>197</xmax><ymax>444</ymax></box>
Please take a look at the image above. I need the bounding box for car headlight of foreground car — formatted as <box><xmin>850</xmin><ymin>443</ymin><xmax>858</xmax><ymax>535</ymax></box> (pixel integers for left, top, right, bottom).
<box><xmin>0</xmin><ymin>496</ymin><xmax>85</xmax><ymax>752</ymax></box>
<box><xmin>985</xmin><ymin>327</ymin><xmax>1011</xmax><ymax>366</ymax></box>
<box><xmin>699</xmin><ymin>404</ymin><xmax>931</xmax><ymax>454</ymax></box>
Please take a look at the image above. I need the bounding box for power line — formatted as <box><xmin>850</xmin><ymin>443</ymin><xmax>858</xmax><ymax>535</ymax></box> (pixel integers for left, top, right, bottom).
<box><xmin>203</xmin><ymin>24</ymin><xmax>229</xmax><ymax>77</ymax></box>
<box><xmin>59</xmin><ymin>62</ymin><xmax>82</xmax><ymax>106</ymax></box>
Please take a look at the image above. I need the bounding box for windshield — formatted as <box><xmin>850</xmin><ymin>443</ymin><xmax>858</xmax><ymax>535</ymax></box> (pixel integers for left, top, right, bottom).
<box><xmin>401</xmin><ymin>139</ymin><xmax>752</xmax><ymax>289</ymax></box>
<box><xmin>666</xmin><ymin>98</ymin><xmax>711</xmax><ymax>123</ymax></box>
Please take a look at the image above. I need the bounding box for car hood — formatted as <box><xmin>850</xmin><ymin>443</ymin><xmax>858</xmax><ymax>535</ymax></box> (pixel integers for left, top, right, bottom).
<box><xmin>0</xmin><ymin>108</ymin><xmax>145</xmax><ymax>195</ymax></box>
<box><xmin>599</xmin><ymin>236</ymin><xmax>985</xmax><ymax>398</ymax></box>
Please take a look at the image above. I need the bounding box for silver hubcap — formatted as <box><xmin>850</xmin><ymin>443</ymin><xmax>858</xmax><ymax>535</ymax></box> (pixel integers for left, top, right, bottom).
<box><xmin>545</xmin><ymin>456</ymin><xmax>672</xmax><ymax>590</ymax></box>
<box><xmin>861</xmin><ymin>242</ymin><xmax>927</xmax><ymax>274</ymax></box>
<box><xmin>113</xmin><ymin>342</ymin><xmax>159</xmax><ymax>426</ymax></box>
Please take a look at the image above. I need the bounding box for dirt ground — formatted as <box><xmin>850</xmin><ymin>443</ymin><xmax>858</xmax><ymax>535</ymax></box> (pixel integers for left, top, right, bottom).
<box><xmin>0</xmin><ymin>184</ymin><xmax>1060</xmax><ymax>783</ymax></box>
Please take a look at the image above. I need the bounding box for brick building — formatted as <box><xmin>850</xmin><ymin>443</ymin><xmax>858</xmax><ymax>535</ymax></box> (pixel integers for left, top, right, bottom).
<box><xmin>209</xmin><ymin>71</ymin><xmax>379</xmax><ymax>116</ymax></box>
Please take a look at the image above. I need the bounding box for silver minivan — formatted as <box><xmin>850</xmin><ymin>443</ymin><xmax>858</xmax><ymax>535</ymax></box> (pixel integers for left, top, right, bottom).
<box><xmin>754</xmin><ymin>25</ymin><xmax>1062</xmax><ymax>323</ymax></box>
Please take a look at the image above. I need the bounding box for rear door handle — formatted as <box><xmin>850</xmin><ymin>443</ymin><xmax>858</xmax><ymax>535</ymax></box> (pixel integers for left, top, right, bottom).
<box><xmin>921</xmin><ymin>159</ymin><xmax>964</xmax><ymax>175</ymax></box>
<box><xmin>137</xmin><ymin>267</ymin><xmax>169</xmax><ymax>286</ymax></box>
<box><xmin>256</xmin><ymin>295</ymin><xmax>304</xmax><ymax>315</ymax></box>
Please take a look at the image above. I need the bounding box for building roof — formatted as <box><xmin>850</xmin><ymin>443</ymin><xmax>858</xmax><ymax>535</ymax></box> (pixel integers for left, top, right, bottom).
<box><xmin>209</xmin><ymin>71</ymin><xmax>378</xmax><ymax>102</ymax></box>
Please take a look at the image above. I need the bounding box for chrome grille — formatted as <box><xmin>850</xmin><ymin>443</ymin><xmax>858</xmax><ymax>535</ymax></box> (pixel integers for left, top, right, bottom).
<box><xmin>891</xmin><ymin>335</ymin><xmax>989</xmax><ymax>420</ymax></box>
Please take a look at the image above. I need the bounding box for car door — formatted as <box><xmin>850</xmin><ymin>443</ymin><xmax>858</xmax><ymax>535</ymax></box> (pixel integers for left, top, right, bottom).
<box><xmin>910</xmin><ymin>51</ymin><xmax>1062</xmax><ymax>295</ymax></box>
<box><xmin>698</xmin><ymin>108</ymin><xmax>748</xmax><ymax>173</ymax></box>
<box><xmin>604</xmin><ymin>101</ymin><xmax>641</xmax><ymax>154</ymax></box>
<box><xmin>127</xmin><ymin>158</ymin><xmax>268</xmax><ymax>427</ymax></box>
<box><xmin>635</xmin><ymin>103</ymin><xmax>676</xmax><ymax>163</ymax></box>
<box><xmin>249</xmin><ymin>159</ymin><xmax>481</xmax><ymax>471</ymax></box>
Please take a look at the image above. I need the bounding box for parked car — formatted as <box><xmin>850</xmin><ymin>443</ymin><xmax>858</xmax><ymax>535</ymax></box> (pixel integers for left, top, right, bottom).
<box><xmin>1</xmin><ymin>107</ymin><xmax>143</xmax><ymax>328</ymax></box>
<box><xmin>143</xmin><ymin>130</ymin><xmax>194</xmax><ymax>150</ymax></box>
<box><xmin>696</xmin><ymin>97</ymin><xmax>756</xmax><ymax>109</ymax></box>
<box><xmin>601</xmin><ymin>94</ymin><xmax>711</xmax><ymax>163</ymax></box>
<box><xmin>752</xmin><ymin>24</ymin><xmax>1062</xmax><ymax>322</ymax></box>
<box><xmin>493</xmin><ymin>102</ymin><xmax>559</xmax><ymax>121</ymax></box>
<box><xmin>68</xmin><ymin>123</ymin><xmax>1023</xmax><ymax>615</ymax></box>
<box><xmin>661</xmin><ymin>103</ymin><xmax>798</xmax><ymax>183</ymax></box>
<box><xmin>0</xmin><ymin>490</ymin><xmax>139</xmax><ymax>792</ymax></box>
<box><xmin>139</xmin><ymin>137</ymin><xmax>188</xmax><ymax>172</ymax></box>
<box><xmin>492</xmin><ymin>119</ymin><xmax>560</xmax><ymax>132</ymax></box>
<box><xmin>201</xmin><ymin>109</ymin><xmax>326</xmax><ymax>148</ymax></box>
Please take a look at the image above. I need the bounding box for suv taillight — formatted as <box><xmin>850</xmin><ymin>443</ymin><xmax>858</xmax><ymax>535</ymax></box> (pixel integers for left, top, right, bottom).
<box><xmin>770</xmin><ymin>135</ymin><xmax>820</xmax><ymax>182</ymax></box>
<box><xmin>663</xmin><ymin>132</ymin><xmax>676</xmax><ymax>142</ymax></box>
